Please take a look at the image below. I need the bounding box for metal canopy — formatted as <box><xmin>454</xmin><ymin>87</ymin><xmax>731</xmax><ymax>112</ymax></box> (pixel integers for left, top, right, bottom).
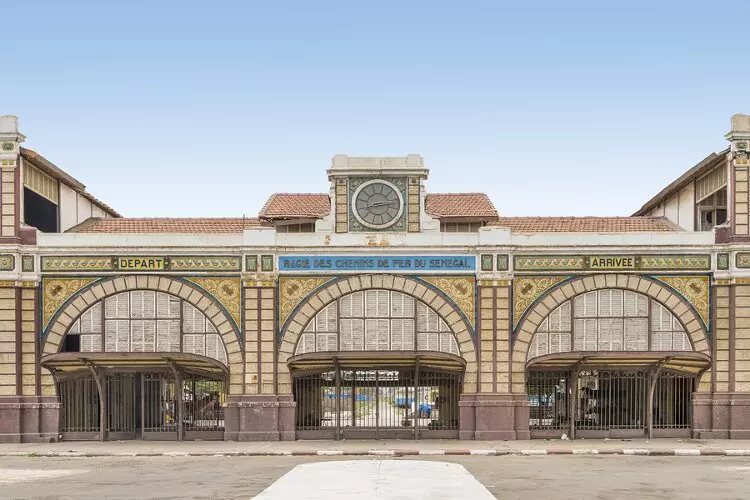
<box><xmin>526</xmin><ymin>351</ymin><xmax>711</xmax><ymax>375</ymax></box>
<box><xmin>287</xmin><ymin>351</ymin><xmax>466</xmax><ymax>373</ymax></box>
<box><xmin>41</xmin><ymin>352</ymin><xmax>229</xmax><ymax>379</ymax></box>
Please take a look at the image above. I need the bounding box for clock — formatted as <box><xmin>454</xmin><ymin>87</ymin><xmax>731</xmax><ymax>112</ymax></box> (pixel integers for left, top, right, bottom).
<box><xmin>352</xmin><ymin>179</ymin><xmax>404</xmax><ymax>229</ymax></box>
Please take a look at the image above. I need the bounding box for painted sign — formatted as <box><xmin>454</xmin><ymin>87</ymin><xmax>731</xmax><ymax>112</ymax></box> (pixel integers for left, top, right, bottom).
<box><xmin>116</xmin><ymin>256</ymin><xmax>166</xmax><ymax>271</ymax></box>
<box><xmin>278</xmin><ymin>255</ymin><xmax>476</xmax><ymax>272</ymax></box>
<box><xmin>588</xmin><ymin>256</ymin><xmax>636</xmax><ymax>270</ymax></box>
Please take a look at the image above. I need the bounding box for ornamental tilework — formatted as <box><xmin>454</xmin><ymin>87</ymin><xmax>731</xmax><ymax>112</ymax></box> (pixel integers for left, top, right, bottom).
<box><xmin>420</xmin><ymin>276</ymin><xmax>475</xmax><ymax>329</ymax></box>
<box><xmin>186</xmin><ymin>277</ymin><xmax>242</xmax><ymax>327</ymax></box>
<box><xmin>639</xmin><ymin>255</ymin><xmax>710</xmax><ymax>270</ymax></box>
<box><xmin>480</xmin><ymin>255</ymin><xmax>493</xmax><ymax>272</ymax></box>
<box><xmin>653</xmin><ymin>275</ymin><xmax>710</xmax><ymax>328</ymax></box>
<box><xmin>278</xmin><ymin>276</ymin><xmax>334</xmax><ymax>328</ymax></box>
<box><xmin>513</xmin><ymin>276</ymin><xmax>567</xmax><ymax>327</ymax></box>
<box><xmin>736</xmin><ymin>253</ymin><xmax>750</xmax><ymax>268</ymax></box>
<box><xmin>21</xmin><ymin>255</ymin><xmax>34</xmax><ymax>272</ymax></box>
<box><xmin>496</xmin><ymin>254</ymin><xmax>509</xmax><ymax>271</ymax></box>
<box><xmin>42</xmin><ymin>277</ymin><xmax>97</xmax><ymax>330</ymax></box>
<box><xmin>41</xmin><ymin>256</ymin><xmax>113</xmax><ymax>272</ymax></box>
<box><xmin>169</xmin><ymin>256</ymin><xmax>241</xmax><ymax>271</ymax></box>
<box><xmin>0</xmin><ymin>254</ymin><xmax>14</xmax><ymax>271</ymax></box>
<box><xmin>514</xmin><ymin>256</ymin><xmax>586</xmax><ymax>272</ymax></box>
<box><xmin>717</xmin><ymin>253</ymin><xmax>730</xmax><ymax>270</ymax></box>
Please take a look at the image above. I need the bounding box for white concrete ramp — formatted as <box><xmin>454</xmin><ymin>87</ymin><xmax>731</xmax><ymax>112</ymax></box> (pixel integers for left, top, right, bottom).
<box><xmin>253</xmin><ymin>460</ymin><xmax>494</xmax><ymax>499</ymax></box>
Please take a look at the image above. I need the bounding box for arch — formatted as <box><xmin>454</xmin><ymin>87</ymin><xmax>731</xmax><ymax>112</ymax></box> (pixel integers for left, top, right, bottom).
<box><xmin>510</xmin><ymin>274</ymin><xmax>710</xmax><ymax>391</ymax></box>
<box><xmin>277</xmin><ymin>274</ymin><xmax>478</xmax><ymax>393</ymax></box>
<box><xmin>41</xmin><ymin>275</ymin><xmax>244</xmax><ymax>394</ymax></box>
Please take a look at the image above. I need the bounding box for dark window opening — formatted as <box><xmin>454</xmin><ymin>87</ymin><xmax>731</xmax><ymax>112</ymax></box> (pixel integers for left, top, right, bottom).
<box><xmin>276</xmin><ymin>223</ymin><xmax>315</xmax><ymax>233</ymax></box>
<box><xmin>63</xmin><ymin>334</ymin><xmax>81</xmax><ymax>353</ymax></box>
<box><xmin>696</xmin><ymin>187</ymin><xmax>727</xmax><ymax>231</ymax></box>
<box><xmin>24</xmin><ymin>187</ymin><xmax>58</xmax><ymax>233</ymax></box>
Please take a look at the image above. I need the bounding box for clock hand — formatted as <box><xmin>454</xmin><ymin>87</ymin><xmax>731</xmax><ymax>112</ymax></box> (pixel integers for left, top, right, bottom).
<box><xmin>366</xmin><ymin>200</ymin><xmax>398</xmax><ymax>208</ymax></box>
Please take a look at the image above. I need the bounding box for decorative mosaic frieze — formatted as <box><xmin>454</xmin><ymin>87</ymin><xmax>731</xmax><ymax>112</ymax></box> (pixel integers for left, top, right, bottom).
<box><xmin>0</xmin><ymin>254</ymin><xmax>14</xmax><ymax>271</ymax></box>
<box><xmin>639</xmin><ymin>255</ymin><xmax>710</xmax><ymax>271</ymax></box>
<box><xmin>246</xmin><ymin>255</ymin><xmax>258</xmax><ymax>272</ymax></box>
<box><xmin>0</xmin><ymin>281</ymin><xmax>36</xmax><ymax>288</ymax></box>
<box><xmin>261</xmin><ymin>255</ymin><xmax>274</xmax><ymax>272</ymax></box>
<box><xmin>41</xmin><ymin>256</ymin><xmax>113</xmax><ymax>272</ymax></box>
<box><xmin>496</xmin><ymin>255</ymin><xmax>509</xmax><ymax>272</ymax></box>
<box><xmin>513</xmin><ymin>276</ymin><xmax>567</xmax><ymax>327</ymax></box>
<box><xmin>42</xmin><ymin>278</ymin><xmax>97</xmax><ymax>329</ymax></box>
<box><xmin>736</xmin><ymin>253</ymin><xmax>750</xmax><ymax>268</ymax></box>
<box><xmin>40</xmin><ymin>255</ymin><xmax>242</xmax><ymax>272</ymax></box>
<box><xmin>186</xmin><ymin>277</ymin><xmax>241</xmax><ymax>327</ymax></box>
<box><xmin>717</xmin><ymin>253</ymin><xmax>730</xmax><ymax>270</ymax></box>
<box><xmin>514</xmin><ymin>256</ymin><xmax>586</xmax><ymax>272</ymax></box>
<box><xmin>420</xmin><ymin>276</ymin><xmax>476</xmax><ymax>328</ymax></box>
<box><xmin>21</xmin><ymin>255</ymin><xmax>34</xmax><ymax>272</ymax></box>
<box><xmin>278</xmin><ymin>276</ymin><xmax>334</xmax><ymax>328</ymax></box>
<box><xmin>514</xmin><ymin>254</ymin><xmax>710</xmax><ymax>272</ymax></box>
<box><xmin>480</xmin><ymin>254</ymin><xmax>493</xmax><ymax>272</ymax></box>
<box><xmin>654</xmin><ymin>275</ymin><xmax>710</xmax><ymax>328</ymax></box>
<box><xmin>169</xmin><ymin>256</ymin><xmax>241</xmax><ymax>272</ymax></box>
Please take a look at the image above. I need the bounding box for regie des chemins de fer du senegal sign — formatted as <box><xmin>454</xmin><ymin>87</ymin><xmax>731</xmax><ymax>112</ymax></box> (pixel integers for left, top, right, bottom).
<box><xmin>278</xmin><ymin>255</ymin><xmax>476</xmax><ymax>272</ymax></box>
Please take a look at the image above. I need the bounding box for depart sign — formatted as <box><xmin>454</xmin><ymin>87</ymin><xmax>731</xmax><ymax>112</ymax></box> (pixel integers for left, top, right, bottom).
<box><xmin>278</xmin><ymin>255</ymin><xmax>476</xmax><ymax>272</ymax></box>
<box><xmin>116</xmin><ymin>256</ymin><xmax>166</xmax><ymax>271</ymax></box>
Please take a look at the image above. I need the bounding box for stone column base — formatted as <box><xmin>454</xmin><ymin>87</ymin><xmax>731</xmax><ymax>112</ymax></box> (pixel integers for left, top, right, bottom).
<box><xmin>692</xmin><ymin>392</ymin><xmax>750</xmax><ymax>439</ymax></box>
<box><xmin>224</xmin><ymin>395</ymin><xmax>296</xmax><ymax>441</ymax></box>
<box><xmin>0</xmin><ymin>396</ymin><xmax>60</xmax><ymax>443</ymax></box>
<box><xmin>459</xmin><ymin>393</ymin><xmax>529</xmax><ymax>440</ymax></box>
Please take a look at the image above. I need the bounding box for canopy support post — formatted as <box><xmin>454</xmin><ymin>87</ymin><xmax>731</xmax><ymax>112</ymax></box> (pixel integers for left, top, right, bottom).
<box><xmin>85</xmin><ymin>360</ymin><xmax>106</xmax><ymax>442</ymax></box>
<box><xmin>647</xmin><ymin>358</ymin><xmax>669</xmax><ymax>439</ymax></box>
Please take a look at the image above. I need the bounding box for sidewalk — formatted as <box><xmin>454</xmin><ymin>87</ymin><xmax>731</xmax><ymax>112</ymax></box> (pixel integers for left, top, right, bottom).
<box><xmin>2</xmin><ymin>439</ymin><xmax>750</xmax><ymax>457</ymax></box>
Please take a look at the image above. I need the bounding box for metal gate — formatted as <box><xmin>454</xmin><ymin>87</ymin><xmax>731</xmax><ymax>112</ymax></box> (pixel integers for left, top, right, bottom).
<box><xmin>293</xmin><ymin>366</ymin><xmax>461</xmax><ymax>439</ymax></box>
<box><xmin>58</xmin><ymin>372</ymin><xmax>224</xmax><ymax>441</ymax></box>
<box><xmin>59</xmin><ymin>377</ymin><xmax>100</xmax><ymax>440</ymax></box>
<box><xmin>142</xmin><ymin>373</ymin><xmax>177</xmax><ymax>440</ymax></box>
<box><xmin>107</xmin><ymin>374</ymin><xmax>137</xmax><ymax>440</ymax></box>
<box><xmin>527</xmin><ymin>369</ymin><xmax>695</xmax><ymax>439</ymax></box>
<box><xmin>183</xmin><ymin>376</ymin><xmax>225</xmax><ymax>440</ymax></box>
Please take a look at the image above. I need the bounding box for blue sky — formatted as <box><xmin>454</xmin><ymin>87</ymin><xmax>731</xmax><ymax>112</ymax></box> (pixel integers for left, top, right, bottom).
<box><xmin>6</xmin><ymin>1</ymin><xmax>748</xmax><ymax>218</ymax></box>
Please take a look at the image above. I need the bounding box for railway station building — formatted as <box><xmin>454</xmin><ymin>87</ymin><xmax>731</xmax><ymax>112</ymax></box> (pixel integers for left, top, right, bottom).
<box><xmin>1</xmin><ymin>113</ymin><xmax>750</xmax><ymax>442</ymax></box>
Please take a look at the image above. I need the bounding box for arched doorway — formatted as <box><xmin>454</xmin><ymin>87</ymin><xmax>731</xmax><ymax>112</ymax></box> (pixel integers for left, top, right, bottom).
<box><xmin>523</xmin><ymin>287</ymin><xmax>710</xmax><ymax>439</ymax></box>
<box><xmin>41</xmin><ymin>288</ymin><xmax>233</xmax><ymax>441</ymax></box>
<box><xmin>285</xmin><ymin>286</ymin><xmax>472</xmax><ymax>439</ymax></box>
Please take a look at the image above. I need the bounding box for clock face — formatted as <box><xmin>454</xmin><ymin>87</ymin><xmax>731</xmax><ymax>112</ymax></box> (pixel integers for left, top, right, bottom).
<box><xmin>352</xmin><ymin>180</ymin><xmax>404</xmax><ymax>229</ymax></box>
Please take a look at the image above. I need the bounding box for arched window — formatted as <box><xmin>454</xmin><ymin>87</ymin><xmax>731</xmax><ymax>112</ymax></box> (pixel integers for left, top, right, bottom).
<box><xmin>296</xmin><ymin>290</ymin><xmax>460</xmax><ymax>355</ymax></box>
<box><xmin>66</xmin><ymin>290</ymin><xmax>228</xmax><ymax>365</ymax></box>
<box><xmin>528</xmin><ymin>289</ymin><xmax>691</xmax><ymax>361</ymax></box>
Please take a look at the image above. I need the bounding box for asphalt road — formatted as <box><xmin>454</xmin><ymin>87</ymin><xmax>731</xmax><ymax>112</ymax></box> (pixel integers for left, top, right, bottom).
<box><xmin>1</xmin><ymin>455</ymin><xmax>749</xmax><ymax>499</ymax></box>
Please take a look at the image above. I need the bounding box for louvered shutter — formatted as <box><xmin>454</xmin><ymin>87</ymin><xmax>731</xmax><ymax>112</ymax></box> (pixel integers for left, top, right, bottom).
<box><xmin>391</xmin><ymin>319</ymin><xmax>404</xmax><ymax>350</ymax></box>
<box><xmin>143</xmin><ymin>320</ymin><xmax>156</xmax><ymax>351</ymax></box>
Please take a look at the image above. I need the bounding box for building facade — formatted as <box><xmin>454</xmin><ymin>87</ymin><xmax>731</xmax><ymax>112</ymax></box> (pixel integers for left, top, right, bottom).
<box><xmin>1</xmin><ymin>114</ymin><xmax>750</xmax><ymax>442</ymax></box>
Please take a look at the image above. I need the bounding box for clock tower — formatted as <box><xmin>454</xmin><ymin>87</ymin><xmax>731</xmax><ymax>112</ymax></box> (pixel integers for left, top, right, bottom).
<box><xmin>319</xmin><ymin>154</ymin><xmax>438</xmax><ymax>233</ymax></box>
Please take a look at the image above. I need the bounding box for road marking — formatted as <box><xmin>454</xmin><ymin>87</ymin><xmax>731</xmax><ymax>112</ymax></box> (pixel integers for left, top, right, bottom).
<box><xmin>521</xmin><ymin>449</ymin><xmax>547</xmax><ymax>455</ymax></box>
<box><xmin>252</xmin><ymin>460</ymin><xmax>495</xmax><ymax>499</ymax></box>
<box><xmin>0</xmin><ymin>469</ymin><xmax>87</xmax><ymax>485</ymax></box>
<box><xmin>317</xmin><ymin>450</ymin><xmax>344</xmax><ymax>456</ymax></box>
<box><xmin>572</xmin><ymin>449</ymin><xmax>599</xmax><ymax>455</ymax></box>
<box><xmin>469</xmin><ymin>450</ymin><xmax>496</xmax><ymax>455</ymax></box>
<box><xmin>368</xmin><ymin>450</ymin><xmax>395</xmax><ymax>456</ymax></box>
<box><xmin>725</xmin><ymin>450</ymin><xmax>750</xmax><ymax>456</ymax></box>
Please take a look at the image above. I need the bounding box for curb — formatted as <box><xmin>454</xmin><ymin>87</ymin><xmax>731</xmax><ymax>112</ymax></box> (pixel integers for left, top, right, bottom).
<box><xmin>5</xmin><ymin>448</ymin><xmax>750</xmax><ymax>458</ymax></box>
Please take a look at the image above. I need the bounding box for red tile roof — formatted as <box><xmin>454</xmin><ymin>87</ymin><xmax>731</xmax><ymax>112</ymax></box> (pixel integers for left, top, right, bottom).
<box><xmin>425</xmin><ymin>193</ymin><xmax>498</xmax><ymax>219</ymax></box>
<box><xmin>68</xmin><ymin>217</ymin><xmax>268</xmax><ymax>233</ymax></box>
<box><xmin>259</xmin><ymin>193</ymin><xmax>331</xmax><ymax>220</ymax></box>
<box><xmin>488</xmin><ymin>217</ymin><xmax>679</xmax><ymax>233</ymax></box>
<box><xmin>258</xmin><ymin>192</ymin><xmax>500</xmax><ymax>220</ymax></box>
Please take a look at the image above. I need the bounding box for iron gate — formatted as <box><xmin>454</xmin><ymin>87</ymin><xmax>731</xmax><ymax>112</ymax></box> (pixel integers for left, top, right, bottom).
<box><xmin>142</xmin><ymin>373</ymin><xmax>177</xmax><ymax>439</ymax></box>
<box><xmin>107</xmin><ymin>374</ymin><xmax>137</xmax><ymax>440</ymax></box>
<box><xmin>58</xmin><ymin>372</ymin><xmax>225</xmax><ymax>441</ymax></box>
<box><xmin>293</xmin><ymin>367</ymin><xmax>461</xmax><ymax>439</ymax></box>
<box><xmin>60</xmin><ymin>377</ymin><xmax>100</xmax><ymax>439</ymax></box>
<box><xmin>527</xmin><ymin>369</ymin><xmax>695</xmax><ymax>438</ymax></box>
<box><xmin>184</xmin><ymin>376</ymin><xmax>225</xmax><ymax>439</ymax></box>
